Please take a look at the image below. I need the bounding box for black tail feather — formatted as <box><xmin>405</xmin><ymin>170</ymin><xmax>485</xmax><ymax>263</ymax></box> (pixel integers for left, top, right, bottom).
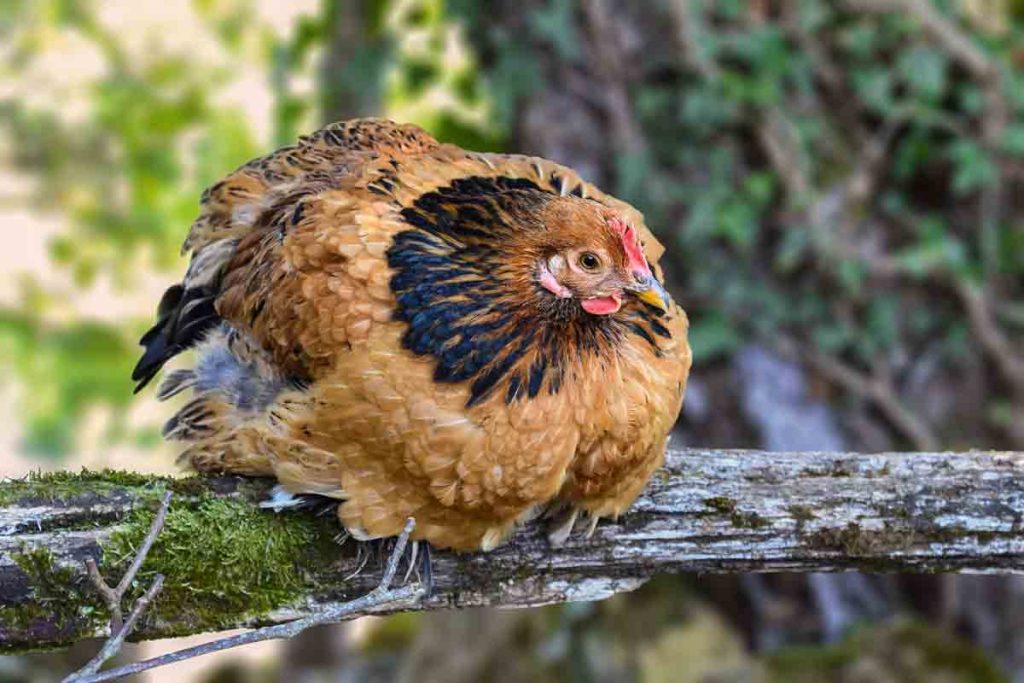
<box><xmin>157</xmin><ymin>283</ymin><xmax>185</xmax><ymax>319</ymax></box>
<box><xmin>131</xmin><ymin>333</ymin><xmax>175</xmax><ymax>393</ymax></box>
<box><xmin>132</xmin><ymin>283</ymin><xmax>222</xmax><ymax>394</ymax></box>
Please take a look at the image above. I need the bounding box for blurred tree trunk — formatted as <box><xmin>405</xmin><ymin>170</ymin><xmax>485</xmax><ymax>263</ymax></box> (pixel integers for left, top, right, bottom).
<box><xmin>321</xmin><ymin>0</ymin><xmax>385</xmax><ymax>123</ymax></box>
<box><xmin>281</xmin><ymin>622</ymin><xmax>354</xmax><ymax>683</ymax></box>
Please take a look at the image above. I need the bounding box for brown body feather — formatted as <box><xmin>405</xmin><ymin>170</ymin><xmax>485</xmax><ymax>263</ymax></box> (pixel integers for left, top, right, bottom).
<box><xmin>135</xmin><ymin>119</ymin><xmax>691</xmax><ymax>551</ymax></box>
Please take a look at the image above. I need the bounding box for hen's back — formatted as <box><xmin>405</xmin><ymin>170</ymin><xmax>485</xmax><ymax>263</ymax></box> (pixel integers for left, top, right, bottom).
<box><xmin>132</xmin><ymin>119</ymin><xmax>440</xmax><ymax>392</ymax></box>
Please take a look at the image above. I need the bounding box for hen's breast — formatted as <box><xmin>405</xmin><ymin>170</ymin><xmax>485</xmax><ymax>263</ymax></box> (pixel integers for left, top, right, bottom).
<box><xmin>555</xmin><ymin>305</ymin><xmax>691</xmax><ymax>516</ymax></box>
<box><xmin>269</xmin><ymin>145</ymin><xmax>690</xmax><ymax>549</ymax></box>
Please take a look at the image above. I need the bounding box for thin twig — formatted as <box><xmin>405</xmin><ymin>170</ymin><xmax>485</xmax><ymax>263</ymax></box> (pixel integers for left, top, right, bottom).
<box><xmin>65</xmin><ymin>575</ymin><xmax>165</xmax><ymax>682</ymax></box>
<box><xmin>70</xmin><ymin>518</ymin><xmax>424</xmax><ymax>683</ymax></box>
<box><xmin>847</xmin><ymin>0</ymin><xmax>1008</xmax><ymax>272</ymax></box>
<box><xmin>846</xmin><ymin>0</ymin><xmax>996</xmax><ymax>79</ymax></box>
<box><xmin>780</xmin><ymin>0</ymin><xmax>842</xmax><ymax>94</ymax></box>
<box><xmin>116</xmin><ymin>490</ymin><xmax>172</xmax><ymax>597</ymax></box>
<box><xmin>953</xmin><ymin>280</ymin><xmax>1024</xmax><ymax>395</ymax></box>
<box><xmin>83</xmin><ymin>491</ymin><xmax>172</xmax><ymax>631</ymax></box>
<box><xmin>668</xmin><ymin>0</ymin><xmax>719</xmax><ymax>81</ymax></box>
<box><xmin>805</xmin><ymin>349</ymin><xmax>940</xmax><ymax>451</ymax></box>
<box><xmin>83</xmin><ymin>559</ymin><xmax>121</xmax><ymax>631</ymax></box>
<box><xmin>62</xmin><ymin>492</ymin><xmax>174</xmax><ymax>682</ymax></box>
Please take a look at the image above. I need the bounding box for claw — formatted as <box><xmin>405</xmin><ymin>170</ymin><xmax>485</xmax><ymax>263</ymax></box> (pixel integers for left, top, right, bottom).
<box><xmin>403</xmin><ymin>540</ymin><xmax>419</xmax><ymax>584</ymax></box>
<box><xmin>391</xmin><ymin>531</ymin><xmax>432</xmax><ymax>600</ymax></box>
<box><xmin>344</xmin><ymin>544</ymin><xmax>371</xmax><ymax>582</ymax></box>
<box><xmin>547</xmin><ymin>507</ymin><xmax>579</xmax><ymax>548</ymax></box>
<box><xmin>419</xmin><ymin>542</ymin><xmax>434</xmax><ymax>599</ymax></box>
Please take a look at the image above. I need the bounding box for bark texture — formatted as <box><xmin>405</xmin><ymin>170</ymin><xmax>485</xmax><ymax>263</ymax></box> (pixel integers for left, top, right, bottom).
<box><xmin>2</xmin><ymin>447</ymin><xmax>1023</xmax><ymax>652</ymax></box>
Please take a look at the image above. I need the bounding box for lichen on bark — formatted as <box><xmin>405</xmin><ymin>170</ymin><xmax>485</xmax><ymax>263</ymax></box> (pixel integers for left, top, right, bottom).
<box><xmin>4</xmin><ymin>448</ymin><xmax>1024</xmax><ymax>653</ymax></box>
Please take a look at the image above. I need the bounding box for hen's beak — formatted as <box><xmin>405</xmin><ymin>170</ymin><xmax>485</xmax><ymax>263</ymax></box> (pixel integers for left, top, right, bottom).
<box><xmin>630</xmin><ymin>276</ymin><xmax>671</xmax><ymax>313</ymax></box>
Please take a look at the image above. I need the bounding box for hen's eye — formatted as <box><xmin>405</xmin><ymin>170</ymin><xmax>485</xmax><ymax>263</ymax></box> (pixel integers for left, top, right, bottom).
<box><xmin>578</xmin><ymin>252</ymin><xmax>601</xmax><ymax>271</ymax></box>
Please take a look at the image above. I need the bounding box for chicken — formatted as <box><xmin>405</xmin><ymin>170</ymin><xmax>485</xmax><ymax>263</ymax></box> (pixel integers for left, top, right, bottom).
<box><xmin>133</xmin><ymin>118</ymin><xmax>691</xmax><ymax>551</ymax></box>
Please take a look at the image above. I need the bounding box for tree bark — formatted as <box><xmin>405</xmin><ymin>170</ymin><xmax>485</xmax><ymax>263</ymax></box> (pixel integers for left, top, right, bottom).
<box><xmin>2</xmin><ymin>447</ymin><xmax>1024</xmax><ymax>652</ymax></box>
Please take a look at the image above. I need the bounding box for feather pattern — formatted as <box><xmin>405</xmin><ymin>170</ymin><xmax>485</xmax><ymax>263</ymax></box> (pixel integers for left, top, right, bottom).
<box><xmin>134</xmin><ymin>118</ymin><xmax>691</xmax><ymax>551</ymax></box>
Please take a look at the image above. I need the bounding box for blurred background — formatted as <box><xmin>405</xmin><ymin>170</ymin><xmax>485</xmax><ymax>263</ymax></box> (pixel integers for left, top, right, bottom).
<box><xmin>1</xmin><ymin>0</ymin><xmax>1023</xmax><ymax>680</ymax></box>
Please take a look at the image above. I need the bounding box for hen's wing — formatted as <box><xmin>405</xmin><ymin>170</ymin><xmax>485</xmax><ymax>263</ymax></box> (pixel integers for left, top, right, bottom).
<box><xmin>131</xmin><ymin>119</ymin><xmax>439</xmax><ymax>391</ymax></box>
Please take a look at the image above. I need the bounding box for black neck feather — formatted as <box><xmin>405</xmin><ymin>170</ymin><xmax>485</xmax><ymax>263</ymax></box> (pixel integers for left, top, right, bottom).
<box><xmin>388</xmin><ymin>175</ymin><xmax>669</xmax><ymax>407</ymax></box>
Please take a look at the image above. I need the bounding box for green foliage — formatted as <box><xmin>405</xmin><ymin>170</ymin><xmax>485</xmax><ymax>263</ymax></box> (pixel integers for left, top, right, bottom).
<box><xmin>0</xmin><ymin>310</ymin><xmax>136</xmax><ymax>456</ymax></box>
<box><xmin>0</xmin><ymin>1</ymin><xmax>265</xmax><ymax>456</ymax></box>
<box><xmin>383</xmin><ymin>0</ymin><xmax>504</xmax><ymax>151</ymax></box>
<box><xmin>765</xmin><ymin>621</ymin><xmax>1005</xmax><ymax>683</ymax></box>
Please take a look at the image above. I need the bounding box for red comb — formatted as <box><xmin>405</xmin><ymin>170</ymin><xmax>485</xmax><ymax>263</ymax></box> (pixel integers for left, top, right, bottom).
<box><xmin>608</xmin><ymin>218</ymin><xmax>650</xmax><ymax>276</ymax></box>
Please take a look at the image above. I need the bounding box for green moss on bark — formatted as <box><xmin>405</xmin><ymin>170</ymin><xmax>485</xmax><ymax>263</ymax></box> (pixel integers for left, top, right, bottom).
<box><xmin>1</xmin><ymin>470</ymin><xmax>342</xmax><ymax>650</ymax></box>
<box><xmin>703</xmin><ymin>497</ymin><xmax>737</xmax><ymax>514</ymax></box>
<box><xmin>0</xmin><ymin>469</ymin><xmax>153</xmax><ymax>506</ymax></box>
<box><xmin>0</xmin><ymin>469</ymin><xmax>275</xmax><ymax>508</ymax></box>
<box><xmin>101</xmin><ymin>494</ymin><xmax>340</xmax><ymax>637</ymax></box>
<box><xmin>0</xmin><ymin>547</ymin><xmax>106</xmax><ymax>652</ymax></box>
<box><xmin>730</xmin><ymin>511</ymin><xmax>769</xmax><ymax>530</ymax></box>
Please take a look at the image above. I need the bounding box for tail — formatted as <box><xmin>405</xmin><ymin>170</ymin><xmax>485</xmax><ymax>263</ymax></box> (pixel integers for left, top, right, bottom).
<box><xmin>151</xmin><ymin>327</ymin><xmax>334</xmax><ymax>482</ymax></box>
<box><xmin>131</xmin><ymin>282</ymin><xmax>221</xmax><ymax>393</ymax></box>
<box><xmin>133</xmin><ymin>225</ymin><xmax>247</xmax><ymax>392</ymax></box>
<box><xmin>149</xmin><ymin>326</ymin><xmax>296</xmax><ymax>477</ymax></box>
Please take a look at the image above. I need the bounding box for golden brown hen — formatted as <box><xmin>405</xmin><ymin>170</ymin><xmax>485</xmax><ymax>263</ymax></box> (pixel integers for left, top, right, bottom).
<box><xmin>133</xmin><ymin>119</ymin><xmax>691</xmax><ymax>551</ymax></box>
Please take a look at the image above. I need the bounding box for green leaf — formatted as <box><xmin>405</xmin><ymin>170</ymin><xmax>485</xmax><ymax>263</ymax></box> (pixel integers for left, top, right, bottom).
<box><xmin>897</xmin><ymin>45</ymin><xmax>947</xmax><ymax>101</ymax></box>
<box><xmin>744</xmin><ymin>172</ymin><xmax>776</xmax><ymax>206</ymax></box>
<box><xmin>1001</xmin><ymin>123</ymin><xmax>1024</xmax><ymax>157</ymax></box>
<box><xmin>947</xmin><ymin>140</ymin><xmax>998</xmax><ymax>195</ymax></box>
<box><xmin>891</xmin><ymin>235</ymin><xmax>967</xmax><ymax>277</ymax></box>
<box><xmin>714</xmin><ymin>201</ymin><xmax>758</xmax><ymax>249</ymax></box>
<box><xmin>852</xmin><ymin>68</ymin><xmax>894</xmax><ymax>113</ymax></box>
<box><xmin>836</xmin><ymin>259</ymin><xmax>866</xmax><ymax>296</ymax></box>
<box><xmin>774</xmin><ymin>227</ymin><xmax>810</xmax><ymax>273</ymax></box>
<box><xmin>528</xmin><ymin>0</ymin><xmax>580</xmax><ymax>62</ymax></box>
<box><xmin>688</xmin><ymin>313</ymin><xmax>742</xmax><ymax>364</ymax></box>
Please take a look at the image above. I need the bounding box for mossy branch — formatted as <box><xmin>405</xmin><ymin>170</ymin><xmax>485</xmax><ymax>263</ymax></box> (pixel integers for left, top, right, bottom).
<box><xmin>3</xmin><ymin>447</ymin><xmax>1024</xmax><ymax>653</ymax></box>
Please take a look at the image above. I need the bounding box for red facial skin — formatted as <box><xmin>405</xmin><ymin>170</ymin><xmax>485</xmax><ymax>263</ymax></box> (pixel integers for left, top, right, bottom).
<box><xmin>538</xmin><ymin>217</ymin><xmax>656</xmax><ymax>316</ymax></box>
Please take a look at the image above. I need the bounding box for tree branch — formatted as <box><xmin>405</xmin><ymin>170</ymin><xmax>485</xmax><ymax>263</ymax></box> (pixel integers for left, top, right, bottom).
<box><xmin>66</xmin><ymin>575</ymin><xmax>165</xmax><ymax>682</ymax></box>
<box><xmin>847</xmin><ymin>0</ymin><xmax>998</xmax><ymax>81</ymax></box>
<box><xmin>4</xmin><ymin>447</ymin><xmax>1024</xmax><ymax>653</ymax></box>
<box><xmin>790</xmin><ymin>342</ymin><xmax>941</xmax><ymax>451</ymax></box>
<box><xmin>71</xmin><ymin>519</ymin><xmax>423</xmax><ymax>683</ymax></box>
<box><xmin>953</xmin><ymin>280</ymin><xmax>1024</xmax><ymax>395</ymax></box>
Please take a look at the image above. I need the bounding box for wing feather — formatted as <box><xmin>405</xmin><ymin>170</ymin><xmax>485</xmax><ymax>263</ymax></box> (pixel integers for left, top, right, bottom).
<box><xmin>132</xmin><ymin>119</ymin><xmax>439</xmax><ymax>390</ymax></box>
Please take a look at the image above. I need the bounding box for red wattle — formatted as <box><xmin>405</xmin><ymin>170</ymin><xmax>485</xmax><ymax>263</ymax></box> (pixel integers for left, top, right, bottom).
<box><xmin>581</xmin><ymin>295</ymin><xmax>622</xmax><ymax>315</ymax></box>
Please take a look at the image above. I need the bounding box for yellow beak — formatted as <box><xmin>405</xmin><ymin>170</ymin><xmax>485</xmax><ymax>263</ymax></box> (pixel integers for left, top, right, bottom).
<box><xmin>633</xmin><ymin>278</ymin><xmax>671</xmax><ymax>313</ymax></box>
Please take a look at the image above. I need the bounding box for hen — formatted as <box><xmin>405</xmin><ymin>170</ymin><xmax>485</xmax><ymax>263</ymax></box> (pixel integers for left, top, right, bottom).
<box><xmin>133</xmin><ymin>119</ymin><xmax>691</xmax><ymax>551</ymax></box>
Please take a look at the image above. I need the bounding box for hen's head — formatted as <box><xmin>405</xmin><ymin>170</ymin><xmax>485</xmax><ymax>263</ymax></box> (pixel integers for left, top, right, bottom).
<box><xmin>392</xmin><ymin>175</ymin><xmax>677</xmax><ymax>406</ymax></box>
<box><xmin>531</xmin><ymin>199</ymin><xmax>670</xmax><ymax>315</ymax></box>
